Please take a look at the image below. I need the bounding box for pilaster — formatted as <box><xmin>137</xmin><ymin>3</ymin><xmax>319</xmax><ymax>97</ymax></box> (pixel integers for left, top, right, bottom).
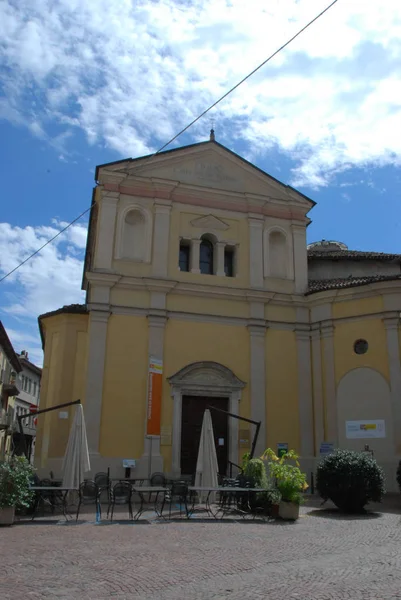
<box><xmin>321</xmin><ymin>323</ymin><xmax>337</xmax><ymax>444</ymax></box>
<box><xmin>152</xmin><ymin>201</ymin><xmax>171</xmax><ymax>278</ymax></box>
<box><xmin>311</xmin><ymin>327</ymin><xmax>324</xmax><ymax>455</ymax></box>
<box><xmin>384</xmin><ymin>316</ymin><xmax>401</xmax><ymax>452</ymax></box>
<box><xmin>248</xmin><ymin>321</ymin><xmax>267</xmax><ymax>456</ymax></box>
<box><xmin>216</xmin><ymin>242</ymin><xmax>226</xmax><ymax>277</ymax></box>
<box><xmin>93</xmin><ymin>191</ymin><xmax>119</xmax><ymax>270</ymax></box>
<box><xmin>84</xmin><ymin>310</ymin><xmax>110</xmax><ymax>457</ymax></box>
<box><xmin>291</xmin><ymin>224</ymin><xmax>308</xmax><ymax>294</ymax></box>
<box><xmin>296</xmin><ymin>326</ymin><xmax>314</xmax><ymax>457</ymax></box>
<box><xmin>190</xmin><ymin>239</ymin><xmax>201</xmax><ymax>274</ymax></box>
<box><xmin>248</xmin><ymin>217</ymin><xmax>264</xmax><ymax>288</ymax></box>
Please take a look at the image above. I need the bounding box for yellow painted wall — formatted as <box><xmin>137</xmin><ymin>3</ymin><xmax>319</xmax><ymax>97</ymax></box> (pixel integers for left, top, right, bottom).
<box><xmin>334</xmin><ymin>318</ymin><xmax>389</xmax><ymax>384</ymax></box>
<box><xmin>265</xmin><ymin>329</ymin><xmax>300</xmax><ymax>453</ymax></box>
<box><xmin>332</xmin><ymin>296</ymin><xmax>384</xmax><ymax>319</ymax></box>
<box><xmin>167</xmin><ymin>295</ymin><xmax>248</xmax><ymax>319</ymax></box>
<box><xmin>35</xmin><ymin>314</ymin><xmax>88</xmax><ymax>464</ymax></box>
<box><xmin>99</xmin><ymin>315</ymin><xmax>148</xmax><ymax>458</ymax></box>
<box><xmin>162</xmin><ymin>319</ymin><xmax>250</xmax><ymax>470</ymax></box>
<box><xmin>265</xmin><ymin>304</ymin><xmax>296</xmax><ymax>323</ymax></box>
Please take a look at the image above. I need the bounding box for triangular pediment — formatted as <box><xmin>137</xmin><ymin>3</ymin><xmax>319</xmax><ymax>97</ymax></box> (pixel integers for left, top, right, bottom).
<box><xmin>190</xmin><ymin>214</ymin><xmax>229</xmax><ymax>231</ymax></box>
<box><xmin>101</xmin><ymin>142</ymin><xmax>314</xmax><ymax>209</ymax></box>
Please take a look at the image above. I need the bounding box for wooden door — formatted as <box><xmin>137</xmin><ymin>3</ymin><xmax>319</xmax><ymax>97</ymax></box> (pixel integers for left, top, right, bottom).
<box><xmin>181</xmin><ymin>396</ymin><xmax>228</xmax><ymax>476</ymax></box>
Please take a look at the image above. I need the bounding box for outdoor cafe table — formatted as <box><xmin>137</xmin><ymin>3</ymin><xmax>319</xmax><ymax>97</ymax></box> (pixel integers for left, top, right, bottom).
<box><xmin>29</xmin><ymin>486</ymin><xmax>78</xmax><ymax>521</ymax></box>
<box><xmin>131</xmin><ymin>486</ymin><xmax>168</xmax><ymax>520</ymax></box>
<box><xmin>188</xmin><ymin>486</ymin><xmax>269</xmax><ymax>519</ymax></box>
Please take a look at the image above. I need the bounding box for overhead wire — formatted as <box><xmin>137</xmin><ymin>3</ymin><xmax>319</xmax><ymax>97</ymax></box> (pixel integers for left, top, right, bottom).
<box><xmin>0</xmin><ymin>0</ymin><xmax>339</xmax><ymax>284</ymax></box>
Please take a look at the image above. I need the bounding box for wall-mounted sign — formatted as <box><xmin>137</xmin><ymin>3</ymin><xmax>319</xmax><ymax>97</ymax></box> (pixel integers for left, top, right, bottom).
<box><xmin>345</xmin><ymin>420</ymin><xmax>386</xmax><ymax>439</ymax></box>
<box><xmin>122</xmin><ymin>459</ymin><xmax>136</xmax><ymax>468</ymax></box>
<box><xmin>218</xmin><ymin>438</ymin><xmax>225</xmax><ymax>446</ymax></box>
<box><xmin>59</xmin><ymin>411</ymin><xmax>68</xmax><ymax>419</ymax></box>
<box><xmin>277</xmin><ymin>443</ymin><xmax>288</xmax><ymax>458</ymax></box>
<box><xmin>320</xmin><ymin>442</ymin><xmax>334</xmax><ymax>456</ymax></box>
<box><xmin>146</xmin><ymin>357</ymin><xmax>163</xmax><ymax>436</ymax></box>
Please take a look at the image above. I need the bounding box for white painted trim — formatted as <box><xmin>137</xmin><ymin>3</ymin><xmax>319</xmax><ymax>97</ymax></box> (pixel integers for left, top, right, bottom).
<box><xmin>115</xmin><ymin>203</ymin><xmax>153</xmax><ymax>262</ymax></box>
<box><xmin>168</xmin><ymin>361</ymin><xmax>245</xmax><ymax>476</ymax></box>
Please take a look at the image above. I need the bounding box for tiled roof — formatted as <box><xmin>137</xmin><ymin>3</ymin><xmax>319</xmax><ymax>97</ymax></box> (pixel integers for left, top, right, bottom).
<box><xmin>307</xmin><ymin>274</ymin><xmax>401</xmax><ymax>294</ymax></box>
<box><xmin>308</xmin><ymin>249</ymin><xmax>401</xmax><ymax>261</ymax></box>
<box><xmin>38</xmin><ymin>304</ymin><xmax>88</xmax><ymax>321</ymax></box>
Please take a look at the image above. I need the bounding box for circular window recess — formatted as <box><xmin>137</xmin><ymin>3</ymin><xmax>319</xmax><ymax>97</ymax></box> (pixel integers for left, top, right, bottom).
<box><xmin>354</xmin><ymin>339</ymin><xmax>368</xmax><ymax>355</ymax></box>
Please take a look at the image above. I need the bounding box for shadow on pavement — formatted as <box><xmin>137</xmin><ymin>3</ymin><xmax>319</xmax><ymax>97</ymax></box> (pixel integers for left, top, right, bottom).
<box><xmin>307</xmin><ymin>508</ymin><xmax>382</xmax><ymax>520</ymax></box>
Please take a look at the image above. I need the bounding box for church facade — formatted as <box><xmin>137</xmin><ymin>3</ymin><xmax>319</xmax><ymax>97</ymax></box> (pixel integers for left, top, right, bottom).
<box><xmin>36</xmin><ymin>137</ymin><xmax>401</xmax><ymax>489</ymax></box>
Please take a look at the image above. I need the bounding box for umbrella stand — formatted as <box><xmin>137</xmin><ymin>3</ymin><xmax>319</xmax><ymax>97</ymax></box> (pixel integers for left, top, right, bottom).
<box><xmin>16</xmin><ymin>399</ymin><xmax>81</xmax><ymax>460</ymax></box>
<box><xmin>207</xmin><ymin>405</ymin><xmax>261</xmax><ymax>459</ymax></box>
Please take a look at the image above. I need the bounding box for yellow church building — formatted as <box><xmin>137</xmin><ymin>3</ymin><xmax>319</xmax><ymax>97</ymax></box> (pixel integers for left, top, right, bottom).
<box><xmin>36</xmin><ymin>134</ymin><xmax>401</xmax><ymax>489</ymax></box>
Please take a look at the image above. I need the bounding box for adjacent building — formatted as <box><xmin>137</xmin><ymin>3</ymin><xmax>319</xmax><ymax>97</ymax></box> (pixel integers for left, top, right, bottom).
<box><xmin>13</xmin><ymin>351</ymin><xmax>41</xmax><ymax>461</ymax></box>
<box><xmin>35</xmin><ymin>135</ymin><xmax>401</xmax><ymax>489</ymax></box>
<box><xmin>0</xmin><ymin>322</ymin><xmax>22</xmax><ymax>460</ymax></box>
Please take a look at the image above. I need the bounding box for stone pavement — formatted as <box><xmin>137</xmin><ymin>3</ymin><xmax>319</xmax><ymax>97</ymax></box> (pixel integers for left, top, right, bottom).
<box><xmin>2</xmin><ymin>496</ymin><xmax>401</xmax><ymax>600</ymax></box>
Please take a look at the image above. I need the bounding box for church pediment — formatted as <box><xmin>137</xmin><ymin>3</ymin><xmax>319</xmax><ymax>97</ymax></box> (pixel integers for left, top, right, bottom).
<box><xmin>103</xmin><ymin>142</ymin><xmax>314</xmax><ymax>209</ymax></box>
<box><xmin>190</xmin><ymin>214</ymin><xmax>229</xmax><ymax>231</ymax></box>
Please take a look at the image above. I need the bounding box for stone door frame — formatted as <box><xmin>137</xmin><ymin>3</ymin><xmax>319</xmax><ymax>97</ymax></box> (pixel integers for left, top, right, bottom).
<box><xmin>168</xmin><ymin>361</ymin><xmax>246</xmax><ymax>476</ymax></box>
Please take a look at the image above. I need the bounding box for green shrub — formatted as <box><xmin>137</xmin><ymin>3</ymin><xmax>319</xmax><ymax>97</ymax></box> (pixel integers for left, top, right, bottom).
<box><xmin>0</xmin><ymin>456</ymin><xmax>35</xmax><ymax>509</ymax></box>
<box><xmin>261</xmin><ymin>448</ymin><xmax>308</xmax><ymax>505</ymax></box>
<box><xmin>316</xmin><ymin>449</ymin><xmax>385</xmax><ymax>513</ymax></box>
<box><xmin>396</xmin><ymin>461</ymin><xmax>401</xmax><ymax>493</ymax></box>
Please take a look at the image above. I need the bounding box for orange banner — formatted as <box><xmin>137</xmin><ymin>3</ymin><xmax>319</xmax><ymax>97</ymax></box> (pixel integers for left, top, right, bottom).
<box><xmin>146</xmin><ymin>358</ymin><xmax>163</xmax><ymax>436</ymax></box>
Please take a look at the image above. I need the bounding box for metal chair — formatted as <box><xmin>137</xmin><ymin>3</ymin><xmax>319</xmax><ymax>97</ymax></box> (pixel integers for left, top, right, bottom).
<box><xmin>167</xmin><ymin>481</ymin><xmax>189</xmax><ymax>519</ymax></box>
<box><xmin>149</xmin><ymin>472</ymin><xmax>166</xmax><ymax>502</ymax></box>
<box><xmin>107</xmin><ymin>482</ymin><xmax>133</xmax><ymax>521</ymax></box>
<box><xmin>94</xmin><ymin>472</ymin><xmax>111</xmax><ymax>504</ymax></box>
<box><xmin>76</xmin><ymin>480</ymin><xmax>101</xmax><ymax>521</ymax></box>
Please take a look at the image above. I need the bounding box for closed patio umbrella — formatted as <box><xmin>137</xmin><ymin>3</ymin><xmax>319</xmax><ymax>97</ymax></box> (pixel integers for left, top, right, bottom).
<box><xmin>62</xmin><ymin>404</ymin><xmax>91</xmax><ymax>489</ymax></box>
<box><xmin>195</xmin><ymin>409</ymin><xmax>219</xmax><ymax>502</ymax></box>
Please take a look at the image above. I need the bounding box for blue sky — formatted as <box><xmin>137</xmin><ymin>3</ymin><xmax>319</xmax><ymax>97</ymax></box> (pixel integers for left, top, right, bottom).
<box><xmin>1</xmin><ymin>0</ymin><xmax>401</xmax><ymax>365</ymax></box>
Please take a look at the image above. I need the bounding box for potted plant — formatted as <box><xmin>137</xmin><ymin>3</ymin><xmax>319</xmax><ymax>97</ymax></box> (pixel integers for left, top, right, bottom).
<box><xmin>262</xmin><ymin>448</ymin><xmax>308</xmax><ymax>520</ymax></box>
<box><xmin>0</xmin><ymin>456</ymin><xmax>35</xmax><ymax>525</ymax></box>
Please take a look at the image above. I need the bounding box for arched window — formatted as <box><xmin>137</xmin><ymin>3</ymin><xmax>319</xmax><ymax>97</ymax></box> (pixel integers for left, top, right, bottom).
<box><xmin>269</xmin><ymin>231</ymin><xmax>288</xmax><ymax>278</ymax></box>
<box><xmin>199</xmin><ymin>237</ymin><xmax>214</xmax><ymax>275</ymax></box>
<box><xmin>122</xmin><ymin>209</ymin><xmax>145</xmax><ymax>261</ymax></box>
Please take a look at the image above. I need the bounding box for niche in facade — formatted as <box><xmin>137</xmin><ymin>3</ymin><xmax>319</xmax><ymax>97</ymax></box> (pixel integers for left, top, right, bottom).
<box><xmin>268</xmin><ymin>230</ymin><xmax>288</xmax><ymax>279</ymax></box>
<box><xmin>118</xmin><ymin>206</ymin><xmax>151</xmax><ymax>262</ymax></box>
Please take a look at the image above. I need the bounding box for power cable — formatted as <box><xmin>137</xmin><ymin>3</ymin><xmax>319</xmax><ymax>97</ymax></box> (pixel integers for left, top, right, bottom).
<box><xmin>0</xmin><ymin>0</ymin><xmax>339</xmax><ymax>283</ymax></box>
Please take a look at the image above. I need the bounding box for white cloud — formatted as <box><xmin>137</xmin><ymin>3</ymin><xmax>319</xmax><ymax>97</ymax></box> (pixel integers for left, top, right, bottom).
<box><xmin>0</xmin><ymin>220</ymin><xmax>87</xmax><ymax>365</ymax></box>
<box><xmin>0</xmin><ymin>0</ymin><xmax>401</xmax><ymax>186</ymax></box>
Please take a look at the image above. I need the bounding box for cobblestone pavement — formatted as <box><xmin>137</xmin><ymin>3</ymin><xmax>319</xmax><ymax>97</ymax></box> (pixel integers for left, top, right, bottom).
<box><xmin>2</xmin><ymin>497</ymin><xmax>401</xmax><ymax>600</ymax></box>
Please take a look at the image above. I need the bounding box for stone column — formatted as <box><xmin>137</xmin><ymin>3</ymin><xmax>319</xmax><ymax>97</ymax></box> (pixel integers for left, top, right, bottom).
<box><xmin>248</xmin><ymin>217</ymin><xmax>264</xmax><ymax>288</ymax></box>
<box><xmin>296</xmin><ymin>328</ymin><xmax>314</xmax><ymax>457</ymax></box>
<box><xmin>291</xmin><ymin>224</ymin><xmax>308</xmax><ymax>294</ymax></box>
<box><xmin>384</xmin><ymin>317</ymin><xmax>401</xmax><ymax>453</ymax></box>
<box><xmin>248</xmin><ymin>322</ymin><xmax>267</xmax><ymax>456</ymax></box>
<box><xmin>311</xmin><ymin>327</ymin><xmax>324</xmax><ymax>454</ymax></box>
<box><xmin>321</xmin><ymin>323</ymin><xmax>337</xmax><ymax>444</ymax></box>
<box><xmin>190</xmin><ymin>239</ymin><xmax>201</xmax><ymax>274</ymax></box>
<box><xmin>152</xmin><ymin>201</ymin><xmax>171</xmax><ymax>278</ymax></box>
<box><xmin>93</xmin><ymin>191</ymin><xmax>119</xmax><ymax>270</ymax></box>
<box><xmin>216</xmin><ymin>242</ymin><xmax>226</xmax><ymax>276</ymax></box>
<box><xmin>84</xmin><ymin>310</ymin><xmax>110</xmax><ymax>458</ymax></box>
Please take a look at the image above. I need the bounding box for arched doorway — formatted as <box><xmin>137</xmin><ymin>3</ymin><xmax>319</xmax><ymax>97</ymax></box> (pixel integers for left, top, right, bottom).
<box><xmin>168</xmin><ymin>362</ymin><xmax>246</xmax><ymax>477</ymax></box>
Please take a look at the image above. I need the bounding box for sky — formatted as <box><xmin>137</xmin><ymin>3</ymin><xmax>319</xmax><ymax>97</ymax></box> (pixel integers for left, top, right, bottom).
<box><xmin>0</xmin><ymin>0</ymin><xmax>401</xmax><ymax>366</ymax></box>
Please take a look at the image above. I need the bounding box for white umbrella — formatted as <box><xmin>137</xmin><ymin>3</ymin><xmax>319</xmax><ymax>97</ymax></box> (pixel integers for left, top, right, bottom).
<box><xmin>195</xmin><ymin>409</ymin><xmax>219</xmax><ymax>503</ymax></box>
<box><xmin>62</xmin><ymin>404</ymin><xmax>91</xmax><ymax>489</ymax></box>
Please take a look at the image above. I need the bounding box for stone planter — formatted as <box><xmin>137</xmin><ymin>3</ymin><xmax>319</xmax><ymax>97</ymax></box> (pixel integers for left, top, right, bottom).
<box><xmin>0</xmin><ymin>506</ymin><xmax>15</xmax><ymax>526</ymax></box>
<box><xmin>271</xmin><ymin>503</ymin><xmax>280</xmax><ymax>518</ymax></box>
<box><xmin>278</xmin><ymin>501</ymin><xmax>299</xmax><ymax>521</ymax></box>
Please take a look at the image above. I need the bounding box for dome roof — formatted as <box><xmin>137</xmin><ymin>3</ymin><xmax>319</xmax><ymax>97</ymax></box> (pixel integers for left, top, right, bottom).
<box><xmin>307</xmin><ymin>240</ymin><xmax>348</xmax><ymax>252</ymax></box>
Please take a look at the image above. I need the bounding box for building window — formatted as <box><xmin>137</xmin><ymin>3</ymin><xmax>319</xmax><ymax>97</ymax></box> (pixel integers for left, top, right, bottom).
<box><xmin>200</xmin><ymin>237</ymin><xmax>214</xmax><ymax>275</ymax></box>
<box><xmin>224</xmin><ymin>247</ymin><xmax>235</xmax><ymax>277</ymax></box>
<box><xmin>24</xmin><ymin>377</ymin><xmax>28</xmax><ymax>392</ymax></box>
<box><xmin>179</xmin><ymin>241</ymin><xmax>190</xmax><ymax>272</ymax></box>
<box><xmin>354</xmin><ymin>339</ymin><xmax>368</xmax><ymax>355</ymax></box>
<box><xmin>33</xmin><ymin>381</ymin><xmax>37</xmax><ymax>397</ymax></box>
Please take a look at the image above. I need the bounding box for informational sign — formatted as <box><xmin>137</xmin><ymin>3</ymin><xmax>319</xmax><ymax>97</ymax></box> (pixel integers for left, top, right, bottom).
<box><xmin>59</xmin><ymin>411</ymin><xmax>68</xmax><ymax>419</ymax></box>
<box><xmin>277</xmin><ymin>443</ymin><xmax>288</xmax><ymax>458</ymax></box>
<box><xmin>345</xmin><ymin>420</ymin><xmax>386</xmax><ymax>439</ymax></box>
<box><xmin>146</xmin><ymin>357</ymin><xmax>163</xmax><ymax>436</ymax></box>
<box><xmin>122</xmin><ymin>459</ymin><xmax>136</xmax><ymax>468</ymax></box>
<box><xmin>218</xmin><ymin>438</ymin><xmax>224</xmax><ymax>446</ymax></box>
<box><xmin>320</xmin><ymin>442</ymin><xmax>334</xmax><ymax>456</ymax></box>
